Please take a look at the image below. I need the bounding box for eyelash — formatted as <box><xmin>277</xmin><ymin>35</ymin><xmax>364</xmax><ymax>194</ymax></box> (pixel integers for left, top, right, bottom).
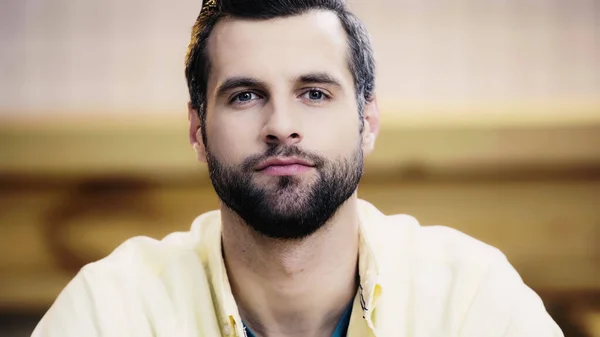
<box><xmin>229</xmin><ymin>91</ymin><xmax>263</xmax><ymax>105</ymax></box>
<box><xmin>229</xmin><ymin>88</ymin><xmax>331</xmax><ymax>106</ymax></box>
<box><xmin>301</xmin><ymin>88</ymin><xmax>331</xmax><ymax>101</ymax></box>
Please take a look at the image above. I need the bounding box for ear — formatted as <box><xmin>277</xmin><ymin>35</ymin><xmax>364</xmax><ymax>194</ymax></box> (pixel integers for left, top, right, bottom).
<box><xmin>361</xmin><ymin>96</ymin><xmax>380</xmax><ymax>156</ymax></box>
<box><xmin>188</xmin><ymin>102</ymin><xmax>207</xmax><ymax>163</ymax></box>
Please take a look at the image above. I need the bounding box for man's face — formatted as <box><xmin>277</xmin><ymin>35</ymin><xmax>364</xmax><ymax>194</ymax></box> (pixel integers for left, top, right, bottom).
<box><xmin>201</xmin><ymin>11</ymin><xmax>365</xmax><ymax>239</ymax></box>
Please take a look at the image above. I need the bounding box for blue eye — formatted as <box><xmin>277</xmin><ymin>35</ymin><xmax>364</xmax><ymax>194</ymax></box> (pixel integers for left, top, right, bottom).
<box><xmin>308</xmin><ymin>90</ymin><xmax>324</xmax><ymax>100</ymax></box>
<box><xmin>302</xmin><ymin>89</ymin><xmax>330</xmax><ymax>102</ymax></box>
<box><xmin>233</xmin><ymin>92</ymin><xmax>257</xmax><ymax>103</ymax></box>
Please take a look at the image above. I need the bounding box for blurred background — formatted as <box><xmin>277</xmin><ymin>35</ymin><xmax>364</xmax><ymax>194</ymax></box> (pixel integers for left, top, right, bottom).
<box><xmin>0</xmin><ymin>0</ymin><xmax>599</xmax><ymax>336</ymax></box>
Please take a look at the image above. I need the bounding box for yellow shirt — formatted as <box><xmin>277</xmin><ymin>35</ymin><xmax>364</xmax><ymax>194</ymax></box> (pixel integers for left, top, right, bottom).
<box><xmin>32</xmin><ymin>200</ymin><xmax>563</xmax><ymax>337</ymax></box>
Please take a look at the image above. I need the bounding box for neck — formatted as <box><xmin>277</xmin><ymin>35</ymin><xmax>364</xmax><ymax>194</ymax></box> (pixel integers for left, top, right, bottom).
<box><xmin>221</xmin><ymin>196</ymin><xmax>360</xmax><ymax>337</ymax></box>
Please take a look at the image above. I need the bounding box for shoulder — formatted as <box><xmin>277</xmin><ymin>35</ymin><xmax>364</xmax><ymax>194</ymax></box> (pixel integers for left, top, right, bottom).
<box><xmin>414</xmin><ymin>224</ymin><xmax>506</xmax><ymax>268</ymax></box>
<box><xmin>375</xmin><ymin>211</ymin><xmax>512</xmax><ymax>289</ymax></box>
<box><xmin>360</xmin><ymin>198</ymin><xmax>505</xmax><ymax>270</ymax></box>
<box><xmin>81</xmin><ymin>209</ymin><xmax>221</xmax><ymax>281</ymax></box>
<box><xmin>33</xmin><ymin>211</ymin><xmax>223</xmax><ymax>336</ymax></box>
<box><xmin>360</xmin><ymin>200</ymin><xmax>513</xmax><ymax>307</ymax></box>
<box><xmin>366</xmin><ymin>207</ymin><xmax>562</xmax><ymax>335</ymax></box>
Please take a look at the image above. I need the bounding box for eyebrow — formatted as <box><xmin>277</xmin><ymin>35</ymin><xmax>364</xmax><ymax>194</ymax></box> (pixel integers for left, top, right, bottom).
<box><xmin>215</xmin><ymin>72</ymin><xmax>343</xmax><ymax>99</ymax></box>
<box><xmin>215</xmin><ymin>76</ymin><xmax>267</xmax><ymax>99</ymax></box>
<box><xmin>296</xmin><ymin>72</ymin><xmax>342</xmax><ymax>87</ymax></box>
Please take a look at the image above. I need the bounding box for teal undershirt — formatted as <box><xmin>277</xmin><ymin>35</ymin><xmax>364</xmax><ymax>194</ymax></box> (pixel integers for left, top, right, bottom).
<box><xmin>242</xmin><ymin>300</ymin><xmax>353</xmax><ymax>337</ymax></box>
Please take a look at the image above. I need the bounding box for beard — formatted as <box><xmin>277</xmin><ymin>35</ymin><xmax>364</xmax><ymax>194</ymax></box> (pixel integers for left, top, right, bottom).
<box><xmin>206</xmin><ymin>143</ymin><xmax>363</xmax><ymax>240</ymax></box>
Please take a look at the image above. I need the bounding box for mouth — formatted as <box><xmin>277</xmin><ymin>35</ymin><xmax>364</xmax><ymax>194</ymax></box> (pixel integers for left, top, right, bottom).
<box><xmin>255</xmin><ymin>157</ymin><xmax>315</xmax><ymax>176</ymax></box>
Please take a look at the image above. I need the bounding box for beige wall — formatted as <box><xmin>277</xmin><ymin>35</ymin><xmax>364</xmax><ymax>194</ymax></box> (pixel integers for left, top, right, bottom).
<box><xmin>1</xmin><ymin>0</ymin><xmax>598</xmax><ymax>125</ymax></box>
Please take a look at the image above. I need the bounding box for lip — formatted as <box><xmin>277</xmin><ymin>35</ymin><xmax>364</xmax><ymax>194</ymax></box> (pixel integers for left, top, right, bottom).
<box><xmin>255</xmin><ymin>157</ymin><xmax>314</xmax><ymax>171</ymax></box>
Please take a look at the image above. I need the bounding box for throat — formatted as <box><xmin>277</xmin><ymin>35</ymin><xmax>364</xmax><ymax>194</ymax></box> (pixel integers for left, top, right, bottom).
<box><xmin>237</xmin><ymin>273</ymin><xmax>358</xmax><ymax>337</ymax></box>
<box><xmin>220</xmin><ymin>197</ymin><xmax>362</xmax><ymax>337</ymax></box>
<box><xmin>224</xmin><ymin>240</ymin><xmax>359</xmax><ymax>337</ymax></box>
<box><xmin>241</xmin><ymin>294</ymin><xmax>355</xmax><ymax>337</ymax></box>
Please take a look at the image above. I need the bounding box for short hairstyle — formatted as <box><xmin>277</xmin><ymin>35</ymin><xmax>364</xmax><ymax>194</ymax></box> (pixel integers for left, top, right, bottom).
<box><xmin>185</xmin><ymin>0</ymin><xmax>376</xmax><ymax>144</ymax></box>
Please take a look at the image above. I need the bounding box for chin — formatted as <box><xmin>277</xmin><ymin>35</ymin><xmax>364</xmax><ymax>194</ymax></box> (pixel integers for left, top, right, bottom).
<box><xmin>267</xmin><ymin>189</ymin><xmax>311</xmax><ymax>209</ymax></box>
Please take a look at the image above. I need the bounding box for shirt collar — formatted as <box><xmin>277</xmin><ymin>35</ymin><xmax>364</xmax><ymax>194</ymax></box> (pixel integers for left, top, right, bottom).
<box><xmin>356</xmin><ymin>199</ymin><xmax>385</xmax><ymax>330</ymax></box>
<box><xmin>198</xmin><ymin>199</ymin><xmax>386</xmax><ymax>336</ymax></box>
<box><xmin>192</xmin><ymin>211</ymin><xmax>242</xmax><ymax>336</ymax></box>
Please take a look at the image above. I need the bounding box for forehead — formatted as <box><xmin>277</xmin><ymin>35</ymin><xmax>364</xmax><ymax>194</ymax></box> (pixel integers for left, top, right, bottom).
<box><xmin>207</xmin><ymin>10</ymin><xmax>352</xmax><ymax>87</ymax></box>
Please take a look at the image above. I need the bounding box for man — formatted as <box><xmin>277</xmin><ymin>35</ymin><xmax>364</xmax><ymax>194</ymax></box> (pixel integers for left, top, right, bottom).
<box><xmin>33</xmin><ymin>0</ymin><xmax>563</xmax><ymax>336</ymax></box>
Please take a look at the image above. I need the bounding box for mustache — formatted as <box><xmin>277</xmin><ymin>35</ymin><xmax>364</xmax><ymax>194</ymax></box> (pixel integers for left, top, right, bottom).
<box><xmin>241</xmin><ymin>145</ymin><xmax>326</xmax><ymax>172</ymax></box>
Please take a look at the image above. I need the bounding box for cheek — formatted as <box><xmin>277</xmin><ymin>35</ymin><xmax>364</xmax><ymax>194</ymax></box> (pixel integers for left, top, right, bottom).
<box><xmin>206</xmin><ymin>114</ymin><xmax>261</xmax><ymax>164</ymax></box>
<box><xmin>306</xmin><ymin>111</ymin><xmax>361</xmax><ymax>158</ymax></box>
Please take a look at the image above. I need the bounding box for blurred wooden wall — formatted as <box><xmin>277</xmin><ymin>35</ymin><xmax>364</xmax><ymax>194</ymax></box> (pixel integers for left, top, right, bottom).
<box><xmin>1</xmin><ymin>120</ymin><xmax>599</xmax><ymax>336</ymax></box>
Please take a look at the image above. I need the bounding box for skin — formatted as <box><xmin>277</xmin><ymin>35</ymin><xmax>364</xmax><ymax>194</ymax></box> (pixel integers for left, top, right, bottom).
<box><xmin>188</xmin><ymin>10</ymin><xmax>380</xmax><ymax>337</ymax></box>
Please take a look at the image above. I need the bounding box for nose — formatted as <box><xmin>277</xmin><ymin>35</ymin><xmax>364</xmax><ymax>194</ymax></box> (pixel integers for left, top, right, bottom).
<box><xmin>260</xmin><ymin>101</ymin><xmax>303</xmax><ymax>146</ymax></box>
